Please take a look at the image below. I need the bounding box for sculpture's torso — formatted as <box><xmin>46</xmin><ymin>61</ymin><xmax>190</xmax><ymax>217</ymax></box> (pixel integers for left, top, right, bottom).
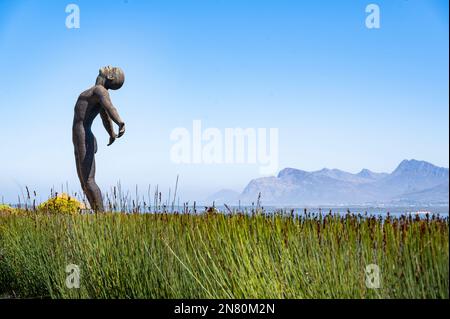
<box><xmin>73</xmin><ymin>86</ymin><xmax>101</xmax><ymax>134</ymax></box>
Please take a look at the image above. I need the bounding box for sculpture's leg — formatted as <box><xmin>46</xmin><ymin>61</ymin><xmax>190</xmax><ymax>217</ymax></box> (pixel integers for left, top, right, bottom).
<box><xmin>78</xmin><ymin>132</ymin><xmax>104</xmax><ymax>212</ymax></box>
<box><xmin>83</xmin><ymin>156</ymin><xmax>104</xmax><ymax>212</ymax></box>
<box><xmin>74</xmin><ymin>133</ymin><xmax>88</xmax><ymax>200</ymax></box>
<box><xmin>75</xmin><ymin>154</ymin><xmax>87</xmax><ymax>194</ymax></box>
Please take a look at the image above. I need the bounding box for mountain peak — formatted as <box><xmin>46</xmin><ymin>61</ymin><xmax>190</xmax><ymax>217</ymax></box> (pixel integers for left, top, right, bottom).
<box><xmin>357</xmin><ymin>168</ymin><xmax>374</xmax><ymax>177</ymax></box>
<box><xmin>392</xmin><ymin>159</ymin><xmax>448</xmax><ymax>177</ymax></box>
<box><xmin>277</xmin><ymin>168</ymin><xmax>308</xmax><ymax>179</ymax></box>
<box><xmin>398</xmin><ymin>159</ymin><xmax>424</xmax><ymax>167</ymax></box>
<box><xmin>358</xmin><ymin>168</ymin><xmax>372</xmax><ymax>174</ymax></box>
<box><xmin>357</xmin><ymin>168</ymin><xmax>388</xmax><ymax>181</ymax></box>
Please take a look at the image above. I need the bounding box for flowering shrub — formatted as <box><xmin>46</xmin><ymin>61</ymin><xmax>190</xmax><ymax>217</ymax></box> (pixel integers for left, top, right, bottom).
<box><xmin>37</xmin><ymin>193</ymin><xmax>85</xmax><ymax>214</ymax></box>
<box><xmin>0</xmin><ymin>204</ymin><xmax>15</xmax><ymax>214</ymax></box>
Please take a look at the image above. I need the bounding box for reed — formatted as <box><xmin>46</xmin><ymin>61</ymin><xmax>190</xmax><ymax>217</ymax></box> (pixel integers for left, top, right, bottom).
<box><xmin>0</xmin><ymin>209</ymin><xmax>448</xmax><ymax>298</ymax></box>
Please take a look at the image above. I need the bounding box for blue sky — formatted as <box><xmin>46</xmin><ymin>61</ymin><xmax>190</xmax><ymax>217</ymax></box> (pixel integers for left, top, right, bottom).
<box><xmin>0</xmin><ymin>0</ymin><xmax>448</xmax><ymax>203</ymax></box>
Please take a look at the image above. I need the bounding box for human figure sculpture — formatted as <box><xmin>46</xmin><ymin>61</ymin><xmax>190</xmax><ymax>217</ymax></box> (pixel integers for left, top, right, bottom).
<box><xmin>72</xmin><ymin>66</ymin><xmax>126</xmax><ymax>211</ymax></box>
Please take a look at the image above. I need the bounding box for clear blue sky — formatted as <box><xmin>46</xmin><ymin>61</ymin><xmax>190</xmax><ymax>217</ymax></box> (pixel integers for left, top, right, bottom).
<box><xmin>0</xmin><ymin>0</ymin><xmax>448</xmax><ymax>203</ymax></box>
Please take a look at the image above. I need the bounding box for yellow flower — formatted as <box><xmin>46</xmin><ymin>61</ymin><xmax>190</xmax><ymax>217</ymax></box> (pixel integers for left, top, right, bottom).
<box><xmin>0</xmin><ymin>204</ymin><xmax>16</xmax><ymax>214</ymax></box>
<box><xmin>37</xmin><ymin>193</ymin><xmax>85</xmax><ymax>214</ymax></box>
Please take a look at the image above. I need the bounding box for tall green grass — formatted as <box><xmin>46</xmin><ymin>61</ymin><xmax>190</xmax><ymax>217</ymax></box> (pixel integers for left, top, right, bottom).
<box><xmin>0</xmin><ymin>210</ymin><xmax>448</xmax><ymax>298</ymax></box>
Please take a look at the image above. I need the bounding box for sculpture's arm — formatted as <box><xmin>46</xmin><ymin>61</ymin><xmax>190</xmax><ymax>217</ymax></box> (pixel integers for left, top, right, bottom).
<box><xmin>94</xmin><ymin>86</ymin><xmax>126</xmax><ymax>138</ymax></box>
<box><xmin>100</xmin><ymin>109</ymin><xmax>117</xmax><ymax>146</ymax></box>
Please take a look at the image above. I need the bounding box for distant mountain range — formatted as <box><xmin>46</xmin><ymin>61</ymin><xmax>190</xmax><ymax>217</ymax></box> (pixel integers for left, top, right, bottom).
<box><xmin>207</xmin><ymin>160</ymin><xmax>449</xmax><ymax>206</ymax></box>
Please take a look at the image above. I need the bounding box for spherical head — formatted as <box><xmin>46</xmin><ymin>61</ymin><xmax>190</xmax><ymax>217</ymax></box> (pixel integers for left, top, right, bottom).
<box><xmin>99</xmin><ymin>66</ymin><xmax>125</xmax><ymax>90</ymax></box>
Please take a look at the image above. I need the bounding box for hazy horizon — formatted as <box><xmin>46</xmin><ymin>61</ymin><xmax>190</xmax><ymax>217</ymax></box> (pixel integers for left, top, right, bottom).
<box><xmin>1</xmin><ymin>158</ymin><xmax>448</xmax><ymax>206</ymax></box>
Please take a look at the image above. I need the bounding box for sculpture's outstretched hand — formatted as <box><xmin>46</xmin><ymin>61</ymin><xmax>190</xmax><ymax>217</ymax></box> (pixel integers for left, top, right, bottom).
<box><xmin>118</xmin><ymin>122</ymin><xmax>126</xmax><ymax>138</ymax></box>
<box><xmin>107</xmin><ymin>134</ymin><xmax>116</xmax><ymax>146</ymax></box>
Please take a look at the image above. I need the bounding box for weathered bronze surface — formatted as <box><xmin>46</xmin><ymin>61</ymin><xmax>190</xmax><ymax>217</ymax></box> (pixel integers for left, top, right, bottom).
<box><xmin>72</xmin><ymin>66</ymin><xmax>125</xmax><ymax>211</ymax></box>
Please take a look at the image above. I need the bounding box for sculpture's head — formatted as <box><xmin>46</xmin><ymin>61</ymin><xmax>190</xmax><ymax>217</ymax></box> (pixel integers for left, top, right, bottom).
<box><xmin>96</xmin><ymin>66</ymin><xmax>125</xmax><ymax>90</ymax></box>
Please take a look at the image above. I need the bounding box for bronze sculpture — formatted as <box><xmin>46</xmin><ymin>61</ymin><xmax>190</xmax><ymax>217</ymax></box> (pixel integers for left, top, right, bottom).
<box><xmin>72</xmin><ymin>66</ymin><xmax>126</xmax><ymax>211</ymax></box>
